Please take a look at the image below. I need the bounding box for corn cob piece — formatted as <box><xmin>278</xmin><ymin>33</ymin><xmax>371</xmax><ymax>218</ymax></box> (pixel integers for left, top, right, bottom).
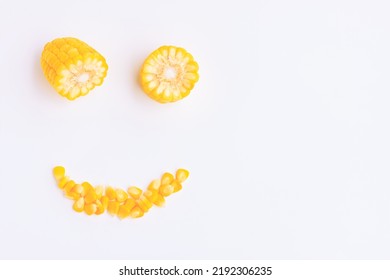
<box><xmin>41</xmin><ymin>37</ymin><xmax>108</xmax><ymax>100</ymax></box>
<box><xmin>140</xmin><ymin>46</ymin><xmax>199</xmax><ymax>103</ymax></box>
<box><xmin>52</xmin><ymin>166</ymin><xmax>189</xmax><ymax>219</ymax></box>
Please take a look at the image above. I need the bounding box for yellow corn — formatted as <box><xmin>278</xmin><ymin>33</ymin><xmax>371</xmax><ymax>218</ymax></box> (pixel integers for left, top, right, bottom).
<box><xmin>85</xmin><ymin>188</ymin><xmax>97</xmax><ymax>204</ymax></box>
<box><xmin>84</xmin><ymin>203</ymin><xmax>97</xmax><ymax>215</ymax></box>
<box><xmin>115</xmin><ymin>189</ymin><xmax>128</xmax><ymax>202</ymax></box>
<box><xmin>53</xmin><ymin>166</ymin><xmax>65</xmax><ymax>182</ymax></box>
<box><xmin>52</xmin><ymin>167</ymin><xmax>189</xmax><ymax>218</ymax></box>
<box><xmin>58</xmin><ymin>176</ymin><xmax>69</xmax><ymax>189</ymax></box>
<box><xmin>171</xmin><ymin>180</ymin><xmax>182</xmax><ymax>193</ymax></box>
<box><xmin>107</xmin><ymin>201</ymin><xmax>120</xmax><ymax>216</ymax></box>
<box><xmin>161</xmin><ymin>173</ymin><xmax>174</xmax><ymax>185</ymax></box>
<box><xmin>81</xmin><ymin>182</ymin><xmax>93</xmax><ymax>196</ymax></box>
<box><xmin>147</xmin><ymin>179</ymin><xmax>161</xmax><ymax>192</ymax></box>
<box><xmin>140</xmin><ymin>46</ymin><xmax>199</xmax><ymax>103</ymax></box>
<box><xmin>117</xmin><ymin>205</ymin><xmax>131</xmax><ymax>219</ymax></box>
<box><xmin>153</xmin><ymin>194</ymin><xmax>166</xmax><ymax>207</ymax></box>
<box><xmin>71</xmin><ymin>184</ymin><xmax>84</xmax><ymax>195</ymax></box>
<box><xmin>138</xmin><ymin>195</ymin><xmax>153</xmax><ymax>212</ymax></box>
<box><xmin>124</xmin><ymin>198</ymin><xmax>136</xmax><ymax>209</ymax></box>
<box><xmin>67</xmin><ymin>184</ymin><xmax>82</xmax><ymax>200</ymax></box>
<box><xmin>130</xmin><ymin>206</ymin><xmax>144</xmax><ymax>218</ymax></box>
<box><xmin>73</xmin><ymin>197</ymin><xmax>85</xmax><ymax>213</ymax></box>
<box><xmin>105</xmin><ymin>187</ymin><xmax>117</xmax><ymax>200</ymax></box>
<box><xmin>143</xmin><ymin>190</ymin><xmax>158</xmax><ymax>203</ymax></box>
<box><xmin>66</xmin><ymin>191</ymin><xmax>80</xmax><ymax>201</ymax></box>
<box><xmin>159</xmin><ymin>184</ymin><xmax>174</xmax><ymax>197</ymax></box>
<box><xmin>94</xmin><ymin>186</ymin><xmax>104</xmax><ymax>200</ymax></box>
<box><xmin>63</xmin><ymin>180</ymin><xmax>76</xmax><ymax>194</ymax></box>
<box><xmin>127</xmin><ymin>186</ymin><xmax>142</xmax><ymax>199</ymax></box>
<box><xmin>95</xmin><ymin>200</ymin><xmax>105</xmax><ymax>215</ymax></box>
<box><xmin>100</xmin><ymin>196</ymin><xmax>109</xmax><ymax>210</ymax></box>
<box><xmin>41</xmin><ymin>37</ymin><xmax>108</xmax><ymax>100</ymax></box>
<box><xmin>176</xmin><ymin>169</ymin><xmax>189</xmax><ymax>183</ymax></box>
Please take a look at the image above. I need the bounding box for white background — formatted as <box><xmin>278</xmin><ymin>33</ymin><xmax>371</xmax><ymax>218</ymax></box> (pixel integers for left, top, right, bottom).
<box><xmin>0</xmin><ymin>0</ymin><xmax>390</xmax><ymax>259</ymax></box>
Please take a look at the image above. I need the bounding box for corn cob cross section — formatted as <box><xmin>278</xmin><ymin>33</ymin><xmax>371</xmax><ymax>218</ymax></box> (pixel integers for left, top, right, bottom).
<box><xmin>53</xmin><ymin>166</ymin><xmax>189</xmax><ymax>219</ymax></box>
<box><xmin>140</xmin><ymin>46</ymin><xmax>199</xmax><ymax>103</ymax></box>
<box><xmin>41</xmin><ymin>37</ymin><xmax>108</xmax><ymax>100</ymax></box>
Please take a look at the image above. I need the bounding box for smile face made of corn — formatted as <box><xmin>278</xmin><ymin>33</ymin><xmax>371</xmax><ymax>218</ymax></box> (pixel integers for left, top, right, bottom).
<box><xmin>41</xmin><ymin>37</ymin><xmax>199</xmax><ymax>219</ymax></box>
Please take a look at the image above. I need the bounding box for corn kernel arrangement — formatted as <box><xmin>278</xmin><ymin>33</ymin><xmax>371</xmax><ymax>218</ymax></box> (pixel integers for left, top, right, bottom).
<box><xmin>140</xmin><ymin>46</ymin><xmax>199</xmax><ymax>103</ymax></box>
<box><xmin>53</xmin><ymin>166</ymin><xmax>189</xmax><ymax>219</ymax></box>
<box><xmin>41</xmin><ymin>37</ymin><xmax>108</xmax><ymax>100</ymax></box>
<box><xmin>42</xmin><ymin>38</ymin><xmax>198</xmax><ymax>218</ymax></box>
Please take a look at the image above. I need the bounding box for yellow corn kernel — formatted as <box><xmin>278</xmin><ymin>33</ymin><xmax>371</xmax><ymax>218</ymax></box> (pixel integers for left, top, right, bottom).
<box><xmin>171</xmin><ymin>180</ymin><xmax>183</xmax><ymax>193</ymax></box>
<box><xmin>159</xmin><ymin>184</ymin><xmax>174</xmax><ymax>197</ymax></box>
<box><xmin>41</xmin><ymin>37</ymin><xmax>108</xmax><ymax>100</ymax></box>
<box><xmin>95</xmin><ymin>200</ymin><xmax>105</xmax><ymax>215</ymax></box>
<box><xmin>105</xmin><ymin>187</ymin><xmax>116</xmax><ymax>200</ymax></box>
<box><xmin>147</xmin><ymin>179</ymin><xmax>161</xmax><ymax>192</ymax></box>
<box><xmin>115</xmin><ymin>189</ymin><xmax>128</xmax><ymax>202</ymax></box>
<box><xmin>175</xmin><ymin>169</ymin><xmax>190</xmax><ymax>183</ymax></box>
<box><xmin>52</xmin><ymin>166</ymin><xmax>189</xmax><ymax>219</ymax></box>
<box><xmin>140</xmin><ymin>46</ymin><xmax>199</xmax><ymax>103</ymax></box>
<box><xmin>130</xmin><ymin>206</ymin><xmax>144</xmax><ymax>218</ymax></box>
<box><xmin>138</xmin><ymin>195</ymin><xmax>153</xmax><ymax>212</ymax></box>
<box><xmin>143</xmin><ymin>190</ymin><xmax>158</xmax><ymax>203</ymax></box>
<box><xmin>107</xmin><ymin>201</ymin><xmax>120</xmax><ymax>216</ymax></box>
<box><xmin>85</xmin><ymin>188</ymin><xmax>97</xmax><ymax>204</ymax></box>
<box><xmin>95</xmin><ymin>186</ymin><xmax>104</xmax><ymax>199</ymax></box>
<box><xmin>73</xmin><ymin>197</ymin><xmax>85</xmax><ymax>212</ymax></box>
<box><xmin>137</xmin><ymin>200</ymin><xmax>149</xmax><ymax>213</ymax></box>
<box><xmin>71</xmin><ymin>184</ymin><xmax>84</xmax><ymax>195</ymax></box>
<box><xmin>66</xmin><ymin>191</ymin><xmax>80</xmax><ymax>201</ymax></box>
<box><xmin>127</xmin><ymin>186</ymin><xmax>142</xmax><ymax>199</ymax></box>
<box><xmin>161</xmin><ymin>173</ymin><xmax>174</xmax><ymax>186</ymax></box>
<box><xmin>124</xmin><ymin>198</ymin><xmax>136</xmax><ymax>209</ymax></box>
<box><xmin>81</xmin><ymin>182</ymin><xmax>93</xmax><ymax>196</ymax></box>
<box><xmin>53</xmin><ymin>166</ymin><xmax>65</xmax><ymax>182</ymax></box>
<box><xmin>100</xmin><ymin>196</ymin><xmax>109</xmax><ymax>210</ymax></box>
<box><xmin>153</xmin><ymin>193</ymin><xmax>166</xmax><ymax>207</ymax></box>
<box><xmin>63</xmin><ymin>180</ymin><xmax>76</xmax><ymax>194</ymax></box>
<box><xmin>84</xmin><ymin>203</ymin><xmax>97</xmax><ymax>215</ymax></box>
<box><xmin>58</xmin><ymin>176</ymin><xmax>70</xmax><ymax>189</ymax></box>
<box><xmin>117</xmin><ymin>205</ymin><xmax>131</xmax><ymax>219</ymax></box>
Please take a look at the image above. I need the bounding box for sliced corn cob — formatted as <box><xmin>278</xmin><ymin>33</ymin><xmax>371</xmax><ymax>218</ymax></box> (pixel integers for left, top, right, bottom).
<box><xmin>52</xmin><ymin>166</ymin><xmax>189</xmax><ymax>219</ymax></box>
<box><xmin>41</xmin><ymin>37</ymin><xmax>108</xmax><ymax>100</ymax></box>
<box><xmin>140</xmin><ymin>46</ymin><xmax>199</xmax><ymax>103</ymax></box>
